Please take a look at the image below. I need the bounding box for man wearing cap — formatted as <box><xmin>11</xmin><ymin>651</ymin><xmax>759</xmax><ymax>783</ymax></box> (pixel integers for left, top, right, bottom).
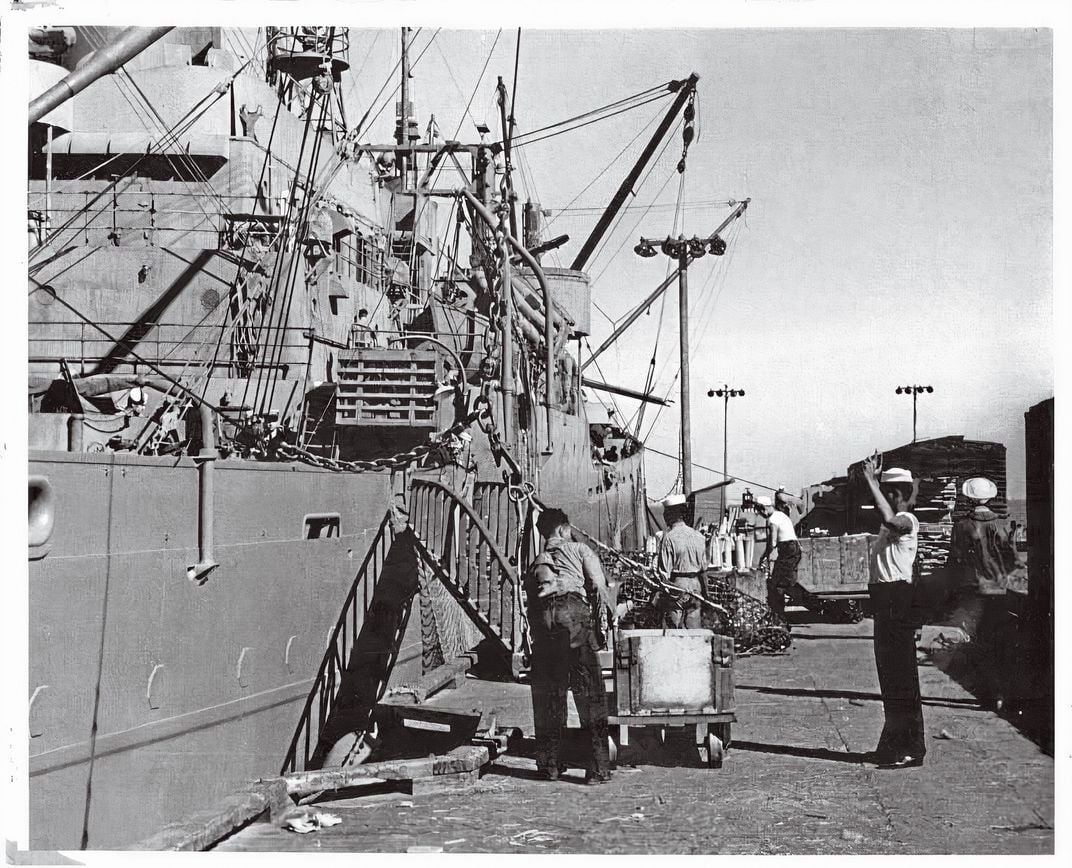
<box><xmin>950</xmin><ymin>477</ymin><xmax>1019</xmax><ymax>598</ymax></box>
<box><xmin>656</xmin><ymin>494</ymin><xmax>709</xmax><ymax>629</ymax></box>
<box><xmin>757</xmin><ymin>495</ymin><xmax>802</xmax><ymax>621</ymax></box>
<box><xmin>948</xmin><ymin>477</ymin><xmax>1021</xmax><ymax>706</ymax></box>
<box><xmin>526</xmin><ymin>507</ymin><xmax>615</xmax><ymax>784</ymax></box>
<box><xmin>860</xmin><ymin>452</ymin><xmax>925</xmax><ymax>769</ymax></box>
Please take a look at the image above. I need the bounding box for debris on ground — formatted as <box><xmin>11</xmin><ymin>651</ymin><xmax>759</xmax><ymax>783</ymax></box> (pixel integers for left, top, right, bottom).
<box><xmin>281</xmin><ymin>809</ymin><xmax>342</xmax><ymax>834</ymax></box>
<box><xmin>510</xmin><ymin>829</ymin><xmax>558</xmax><ymax>845</ymax></box>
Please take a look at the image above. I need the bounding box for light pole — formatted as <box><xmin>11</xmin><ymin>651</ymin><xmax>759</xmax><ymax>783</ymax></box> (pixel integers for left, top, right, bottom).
<box><xmin>635</xmin><ymin>233</ymin><xmax>727</xmax><ymax>495</ymax></box>
<box><xmin>708</xmin><ymin>385</ymin><xmax>745</xmax><ymax>519</ymax></box>
<box><xmin>896</xmin><ymin>384</ymin><xmax>933</xmax><ymax>443</ymax></box>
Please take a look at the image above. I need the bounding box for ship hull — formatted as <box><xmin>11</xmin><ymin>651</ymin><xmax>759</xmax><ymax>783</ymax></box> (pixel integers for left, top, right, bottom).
<box><xmin>28</xmin><ymin>450</ymin><xmax>402</xmax><ymax>849</ymax></box>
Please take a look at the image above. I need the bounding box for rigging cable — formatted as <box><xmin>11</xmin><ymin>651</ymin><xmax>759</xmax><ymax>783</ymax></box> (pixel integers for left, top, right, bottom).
<box><xmin>508</xmin><ymin>81</ymin><xmax>671</xmax><ymax>145</ymax></box>
<box><xmin>585</xmin><ymin>119</ymin><xmax>683</xmax><ymax>287</ymax></box>
<box><xmin>240</xmin><ymin>31</ymin><xmax>329</xmax><ymax>413</ymax></box>
<box><xmin>402</xmin><ymin>28</ymin><xmax>504</xmax><ymax>303</ymax></box>
<box><xmin>29</xmin><ymin>82</ymin><xmax>233</xmax><ymax>265</ymax></box>
<box><xmin>542</xmin><ymin>98</ymin><xmax>670</xmax><ymax>232</ymax></box>
<box><xmin>259</xmin><ymin>35</ymin><xmax>338</xmax><ymax>416</ymax></box>
<box><xmin>629</xmin><ymin>170</ymin><xmax>687</xmax><ymax>436</ymax></box>
<box><xmin>509</xmin><ymin>93</ymin><xmax>670</xmax><ymax>150</ymax></box>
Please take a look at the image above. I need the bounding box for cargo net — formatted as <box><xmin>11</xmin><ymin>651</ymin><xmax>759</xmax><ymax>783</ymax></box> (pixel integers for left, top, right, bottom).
<box><xmin>601</xmin><ymin>551</ymin><xmax>792</xmax><ymax>655</ymax></box>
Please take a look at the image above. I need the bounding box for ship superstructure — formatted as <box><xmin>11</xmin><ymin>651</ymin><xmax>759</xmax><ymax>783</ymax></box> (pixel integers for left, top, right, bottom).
<box><xmin>26</xmin><ymin>26</ymin><xmax>747</xmax><ymax>848</ymax></box>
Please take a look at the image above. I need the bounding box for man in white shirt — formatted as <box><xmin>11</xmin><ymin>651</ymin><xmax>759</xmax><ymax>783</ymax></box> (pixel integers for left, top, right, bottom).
<box><xmin>757</xmin><ymin>495</ymin><xmax>802</xmax><ymax>620</ymax></box>
<box><xmin>860</xmin><ymin>453</ymin><xmax>925</xmax><ymax>769</ymax></box>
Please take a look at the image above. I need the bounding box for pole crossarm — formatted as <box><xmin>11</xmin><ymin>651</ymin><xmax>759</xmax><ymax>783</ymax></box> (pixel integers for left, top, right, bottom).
<box><xmin>580</xmin><ymin>198</ymin><xmax>749</xmax><ymax>372</ymax></box>
<box><xmin>895</xmin><ymin>384</ymin><xmax>933</xmax><ymax>443</ymax></box>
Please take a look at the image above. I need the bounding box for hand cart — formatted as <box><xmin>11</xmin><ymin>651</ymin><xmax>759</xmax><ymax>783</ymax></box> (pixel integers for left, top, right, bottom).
<box><xmin>605</xmin><ymin>627</ymin><xmax>736</xmax><ymax>768</ymax></box>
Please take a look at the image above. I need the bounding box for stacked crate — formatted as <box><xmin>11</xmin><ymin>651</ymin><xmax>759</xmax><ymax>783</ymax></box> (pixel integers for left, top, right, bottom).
<box><xmin>335</xmin><ymin>348</ymin><xmax>439</xmax><ymax>428</ymax></box>
<box><xmin>796</xmin><ymin>534</ymin><xmax>872</xmax><ymax>595</ymax></box>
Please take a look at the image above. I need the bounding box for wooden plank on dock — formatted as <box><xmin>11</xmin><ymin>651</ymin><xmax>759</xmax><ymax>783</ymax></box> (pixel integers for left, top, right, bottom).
<box><xmin>129</xmin><ymin>778</ymin><xmax>290</xmax><ymax>851</ymax></box>
<box><xmin>276</xmin><ymin>745</ymin><xmax>490</xmax><ymax>797</ymax></box>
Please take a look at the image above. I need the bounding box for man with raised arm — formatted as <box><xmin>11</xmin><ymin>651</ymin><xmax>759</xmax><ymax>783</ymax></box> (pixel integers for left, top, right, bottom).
<box><xmin>860</xmin><ymin>452</ymin><xmax>925</xmax><ymax>769</ymax></box>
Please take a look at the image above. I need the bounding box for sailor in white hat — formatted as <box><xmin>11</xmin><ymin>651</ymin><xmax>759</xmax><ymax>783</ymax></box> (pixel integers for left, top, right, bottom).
<box><xmin>656</xmin><ymin>493</ymin><xmax>709</xmax><ymax>628</ymax></box>
<box><xmin>756</xmin><ymin>493</ymin><xmax>802</xmax><ymax>620</ymax></box>
<box><xmin>951</xmin><ymin>477</ymin><xmax>1016</xmax><ymax>594</ymax></box>
<box><xmin>859</xmin><ymin>451</ymin><xmax>925</xmax><ymax>769</ymax></box>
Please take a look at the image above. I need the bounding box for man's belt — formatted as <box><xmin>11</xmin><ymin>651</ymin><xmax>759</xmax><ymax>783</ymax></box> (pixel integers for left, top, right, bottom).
<box><xmin>534</xmin><ymin>591</ymin><xmax>587</xmax><ymax>604</ymax></box>
<box><xmin>670</xmin><ymin>570</ymin><xmax>704</xmax><ymax>579</ymax></box>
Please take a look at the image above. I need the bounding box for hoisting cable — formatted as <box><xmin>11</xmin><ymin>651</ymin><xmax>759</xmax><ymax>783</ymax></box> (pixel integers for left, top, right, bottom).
<box><xmin>508</xmin><ymin>81</ymin><xmax>672</xmax><ymax>145</ymax></box>
<box><xmin>242</xmin><ymin>50</ymin><xmax>325</xmax><ymax>414</ymax></box>
<box><xmin>543</xmin><ymin>98</ymin><xmax>669</xmax><ymax>232</ymax></box>
<box><xmin>509</xmin><ymin>93</ymin><xmax>671</xmax><ymax>150</ymax></box>
<box><xmin>260</xmin><ymin>48</ymin><xmax>336</xmax><ymax>416</ymax></box>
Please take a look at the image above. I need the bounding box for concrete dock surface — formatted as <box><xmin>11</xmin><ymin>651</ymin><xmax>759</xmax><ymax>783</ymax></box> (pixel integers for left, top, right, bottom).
<box><xmin>215</xmin><ymin>617</ymin><xmax>1054</xmax><ymax>854</ymax></box>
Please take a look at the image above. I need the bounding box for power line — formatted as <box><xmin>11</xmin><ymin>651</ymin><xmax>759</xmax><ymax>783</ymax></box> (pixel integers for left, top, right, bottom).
<box><xmin>643</xmin><ymin>443</ymin><xmax>781</xmax><ymax>494</ymax></box>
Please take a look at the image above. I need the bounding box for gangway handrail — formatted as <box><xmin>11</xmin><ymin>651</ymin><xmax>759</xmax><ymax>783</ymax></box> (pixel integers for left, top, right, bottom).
<box><xmin>281</xmin><ymin>510</ymin><xmax>393</xmax><ymax>774</ymax></box>
<box><xmin>409</xmin><ymin>479</ymin><xmax>529</xmax><ymax>672</ymax></box>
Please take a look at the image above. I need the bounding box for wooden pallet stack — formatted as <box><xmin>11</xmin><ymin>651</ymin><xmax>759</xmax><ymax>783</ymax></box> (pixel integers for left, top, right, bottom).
<box><xmin>841</xmin><ymin>436</ymin><xmax>1007</xmax><ymax>581</ymax></box>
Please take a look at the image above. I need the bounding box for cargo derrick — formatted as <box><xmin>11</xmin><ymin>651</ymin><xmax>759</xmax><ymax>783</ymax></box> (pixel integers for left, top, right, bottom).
<box><xmin>25</xmin><ymin>27</ymin><xmax>683</xmax><ymax>847</ymax></box>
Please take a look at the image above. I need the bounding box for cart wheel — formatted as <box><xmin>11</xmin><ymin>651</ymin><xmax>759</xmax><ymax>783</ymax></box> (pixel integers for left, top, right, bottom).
<box><xmin>706</xmin><ymin>732</ymin><xmax>724</xmax><ymax>769</ymax></box>
<box><xmin>607</xmin><ymin>735</ymin><xmax>618</xmax><ymax>767</ymax></box>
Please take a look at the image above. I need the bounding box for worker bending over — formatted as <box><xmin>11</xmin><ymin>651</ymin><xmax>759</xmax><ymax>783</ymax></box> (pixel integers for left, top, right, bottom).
<box><xmin>526</xmin><ymin>507</ymin><xmax>615</xmax><ymax>784</ymax></box>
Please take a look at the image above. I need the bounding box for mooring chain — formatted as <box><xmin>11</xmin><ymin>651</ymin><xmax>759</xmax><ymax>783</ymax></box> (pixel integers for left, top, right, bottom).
<box><xmin>274</xmin><ymin>403</ymin><xmax>490</xmax><ymax>473</ymax></box>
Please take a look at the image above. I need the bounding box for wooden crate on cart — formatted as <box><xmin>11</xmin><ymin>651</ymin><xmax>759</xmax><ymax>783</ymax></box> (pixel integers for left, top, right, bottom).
<box><xmin>609</xmin><ymin>628</ymin><xmax>736</xmax><ymax>768</ymax></box>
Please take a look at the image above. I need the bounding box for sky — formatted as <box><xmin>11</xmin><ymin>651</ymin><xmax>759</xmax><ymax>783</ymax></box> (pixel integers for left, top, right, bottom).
<box><xmin>342</xmin><ymin>26</ymin><xmax>1052</xmax><ymax>499</ymax></box>
<box><xmin>0</xmin><ymin>8</ymin><xmax>1055</xmax><ymax>505</ymax></box>
<box><xmin>0</xmin><ymin>1</ymin><xmax>1064</xmax><ymax>853</ymax></box>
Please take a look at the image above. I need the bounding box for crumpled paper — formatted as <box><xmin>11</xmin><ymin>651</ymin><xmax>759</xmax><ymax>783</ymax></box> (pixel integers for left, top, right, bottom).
<box><xmin>282</xmin><ymin>808</ymin><xmax>343</xmax><ymax>834</ymax></box>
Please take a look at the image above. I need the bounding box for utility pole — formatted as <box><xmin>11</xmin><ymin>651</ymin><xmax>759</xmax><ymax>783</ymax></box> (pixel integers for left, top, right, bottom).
<box><xmin>895</xmin><ymin>384</ymin><xmax>933</xmax><ymax>443</ymax></box>
<box><xmin>708</xmin><ymin>385</ymin><xmax>745</xmax><ymax>519</ymax></box>
<box><xmin>635</xmin><ymin>233</ymin><xmax>727</xmax><ymax>496</ymax></box>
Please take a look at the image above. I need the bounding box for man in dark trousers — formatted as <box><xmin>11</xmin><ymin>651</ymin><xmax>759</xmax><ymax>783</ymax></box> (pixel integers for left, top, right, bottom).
<box><xmin>860</xmin><ymin>453</ymin><xmax>925</xmax><ymax>769</ymax></box>
<box><xmin>757</xmin><ymin>494</ymin><xmax>802</xmax><ymax>621</ymax></box>
<box><xmin>948</xmin><ymin>476</ymin><xmax>1022</xmax><ymax>707</ymax></box>
<box><xmin>656</xmin><ymin>493</ymin><xmax>709</xmax><ymax>628</ymax></box>
<box><xmin>526</xmin><ymin>507</ymin><xmax>615</xmax><ymax>784</ymax></box>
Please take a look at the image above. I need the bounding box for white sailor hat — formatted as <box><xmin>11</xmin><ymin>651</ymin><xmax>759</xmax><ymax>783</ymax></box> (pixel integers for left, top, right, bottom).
<box><xmin>755</xmin><ymin>495</ymin><xmax>773</xmax><ymax>508</ymax></box>
<box><xmin>662</xmin><ymin>493</ymin><xmax>687</xmax><ymax>509</ymax></box>
<box><xmin>962</xmin><ymin>477</ymin><xmax>997</xmax><ymax>502</ymax></box>
<box><xmin>880</xmin><ymin>467</ymin><xmax>913</xmax><ymax>484</ymax></box>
